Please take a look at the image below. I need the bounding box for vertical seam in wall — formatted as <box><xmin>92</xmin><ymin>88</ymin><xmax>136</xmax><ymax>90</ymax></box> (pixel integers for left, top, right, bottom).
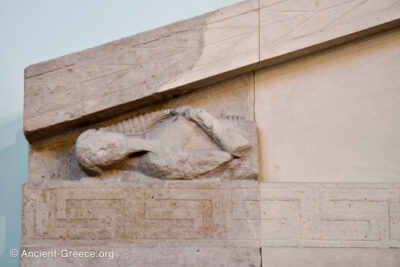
<box><xmin>256</xmin><ymin>1</ymin><xmax>261</xmax><ymax>183</ymax></box>
<box><xmin>253</xmin><ymin>71</ymin><xmax>256</xmax><ymax>121</ymax></box>
<box><xmin>254</xmin><ymin>0</ymin><xmax>260</xmax><ymax>122</ymax></box>
<box><xmin>258</xmin><ymin>0</ymin><xmax>261</xmax><ymax>64</ymax></box>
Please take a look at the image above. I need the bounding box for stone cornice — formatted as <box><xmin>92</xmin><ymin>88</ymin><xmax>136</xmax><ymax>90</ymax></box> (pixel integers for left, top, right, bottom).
<box><xmin>24</xmin><ymin>0</ymin><xmax>400</xmax><ymax>143</ymax></box>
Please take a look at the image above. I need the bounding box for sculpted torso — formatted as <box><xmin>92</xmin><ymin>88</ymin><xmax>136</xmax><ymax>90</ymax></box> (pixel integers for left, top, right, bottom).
<box><xmin>75</xmin><ymin>106</ymin><xmax>251</xmax><ymax>179</ymax></box>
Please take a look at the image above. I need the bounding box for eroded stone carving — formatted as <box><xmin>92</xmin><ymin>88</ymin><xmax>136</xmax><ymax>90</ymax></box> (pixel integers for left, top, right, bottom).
<box><xmin>75</xmin><ymin>106</ymin><xmax>257</xmax><ymax>179</ymax></box>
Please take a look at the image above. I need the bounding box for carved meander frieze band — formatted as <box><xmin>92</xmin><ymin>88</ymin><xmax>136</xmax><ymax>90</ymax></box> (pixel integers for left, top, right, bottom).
<box><xmin>22</xmin><ymin>182</ymin><xmax>400</xmax><ymax>247</ymax></box>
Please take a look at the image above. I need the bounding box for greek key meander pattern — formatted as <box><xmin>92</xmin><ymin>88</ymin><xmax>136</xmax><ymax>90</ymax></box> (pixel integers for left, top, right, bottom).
<box><xmin>22</xmin><ymin>183</ymin><xmax>400</xmax><ymax>246</ymax></box>
<box><xmin>261</xmin><ymin>184</ymin><xmax>400</xmax><ymax>243</ymax></box>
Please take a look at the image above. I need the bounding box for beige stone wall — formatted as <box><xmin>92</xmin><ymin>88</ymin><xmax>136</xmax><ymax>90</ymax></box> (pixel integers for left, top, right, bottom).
<box><xmin>256</xmin><ymin>27</ymin><xmax>400</xmax><ymax>183</ymax></box>
<box><xmin>21</xmin><ymin>181</ymin><xmax>400</xmax><ymax>266</ymax></box>
<box><xmin>23</xmin><ymin>182</ymin><xmax>400</xmax><ymax>246</ymax></box>
<box><xmin>22</xmin><ymin>28</ymin><xmax>400</xmax><ymax>265</ymax></box>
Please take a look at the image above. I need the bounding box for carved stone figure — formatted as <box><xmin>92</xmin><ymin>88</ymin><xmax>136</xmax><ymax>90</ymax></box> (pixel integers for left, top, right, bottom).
<box><xmin>75</xmin><ymin>106</ymin><xmax>257</xmax><ymax>179</ymax></box>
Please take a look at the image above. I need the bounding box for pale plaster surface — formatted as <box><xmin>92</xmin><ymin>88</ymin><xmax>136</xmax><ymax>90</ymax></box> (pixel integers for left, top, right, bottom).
<box><xmin>255</xmin><ymin>27</ymin><xmax>400</xmax><ymax>182</ymax></box>
<box><xmin>261</xmin><ymin>247</ymin><xmax>400</xmax><ymax>267</ymax></box>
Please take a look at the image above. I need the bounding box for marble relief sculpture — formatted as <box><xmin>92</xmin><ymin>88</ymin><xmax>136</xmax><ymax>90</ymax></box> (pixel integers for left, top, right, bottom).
<box><xmin>75</xmin><ymin>106</ymin><xmax>258</xmax><ymax>180</ymax></box>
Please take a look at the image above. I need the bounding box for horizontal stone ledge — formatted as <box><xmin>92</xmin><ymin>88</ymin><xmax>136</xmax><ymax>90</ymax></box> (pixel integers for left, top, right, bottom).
<box><xmin>19</xmin><ymin>245</ymin><xmax>400</xmax><ymax>267</ymax></box>
<box><xmin>261</xmin><ymin>247</ymin><xmax>400</xmax><ymax>267</ymax></box>
<box><xmin>20</xmin><ymin>246</ymin><xmax>261</xmax><ymax>267</ymax></box>
<box><xmin>23</xmin><ymin>0</ymin><xmax>400</xmax><ymax>143</ymax></box>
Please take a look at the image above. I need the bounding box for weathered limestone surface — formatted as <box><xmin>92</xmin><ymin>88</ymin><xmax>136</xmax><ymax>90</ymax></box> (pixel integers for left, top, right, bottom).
<box><xmin>22</xmin><ymin>181</ymin><xmax>400</xmax><ymax>248</ymax></box>
<box><xmin>23</xmin><ymin>0</ymin><xmax>400</xmax><ymax>143</ymax></box>
<box><xmin>23</xmin><ymin>0</ymin><xmax>260</xmax><ymax>143</ymax></box>
<box><xmin>256</xmin><ymin>27</ymin><xmax>400</xmax><ymax>183</ymax></box>
<box><xmin>20</xmin><ymin>246</ymin><xmax>261</xmax><ymax>267</ymax></box>
<box><xmin>261</xmin><ymin>247</ymin><xmax>400</xmax><ymax>267</ymax></box>
<box><xmin>260</xmin><ymin>183</ymin><xmax>400</xmax><ymax>248</ymax></box>
<box><xmin>259</xmin><ymin>0</ymin><xmax>400</xmax><ymax>67</ymax></box>
<box><xmin>22</xmin><ymin>181</ymin><xmax>260</xmax><ymax>243</ymax></box>
<box><xmin>27</xmin><ymin>73</ymin><xmax>255</xmax><ymax>182</ymax></box>
<box><xmin>74</xmin><ymin>106</ymin><xmax>258</xmax><ymax>179</ymax></box>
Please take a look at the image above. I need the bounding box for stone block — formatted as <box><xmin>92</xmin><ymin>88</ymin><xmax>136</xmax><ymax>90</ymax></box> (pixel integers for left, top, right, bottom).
<box><xmin>22</xmin><ymin>181</ymin><xmax>400</xmax><ymax>248</ymax></box>
<box><xmin>260</xmin><ymin>183</ymin><xmax>400</xmax><ymax>247</ymax></box>
<box><xmin>261</xmin><ymin>247</ymin><xmax>400</xmax><ymax>267</ymax></box>
<box><xmin>259</xmin><ymin>0</ymin><xmax>400</xmax><ymax>68</ymax></box>
<box><xmin>20</xmin><ymin>246</ymin><xmax>261</xmax><ymax>267</ymax></box>
<box><xmin>22</xmin><ymin>180</ymin><xmax>260</xmax><ymax>243</ymax></box>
